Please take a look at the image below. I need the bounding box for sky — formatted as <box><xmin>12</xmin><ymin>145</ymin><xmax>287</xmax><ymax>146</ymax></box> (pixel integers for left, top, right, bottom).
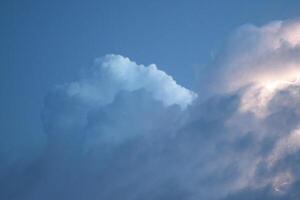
<box><xmin>1</xmin><ymin>0</ymin><xmax>300</xmax><ymax>200</ymax></box>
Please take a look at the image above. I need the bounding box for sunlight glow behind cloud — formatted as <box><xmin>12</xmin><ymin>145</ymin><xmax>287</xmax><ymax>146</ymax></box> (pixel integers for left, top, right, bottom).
<box><xmin>209</xmin><ymin>19</ymin><xmax>300</xmax><ymax>117</ymax></box>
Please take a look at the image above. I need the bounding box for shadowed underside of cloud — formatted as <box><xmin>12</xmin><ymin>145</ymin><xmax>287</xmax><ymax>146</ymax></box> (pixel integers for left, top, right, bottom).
<box><xmin>1</xmin><ymin>19</ymin><xmax>300</xmax><ymax>200</ymax></box>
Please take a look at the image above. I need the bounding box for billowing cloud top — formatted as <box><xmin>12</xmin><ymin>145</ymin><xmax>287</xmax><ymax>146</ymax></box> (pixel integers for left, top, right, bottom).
<box><xmin>207</xmin><ymin>19</ymin><xmax>300</xmax><ymax>117</ymax></box>
<box><xmin>216</xmin><ymin>19</ymin><xmax>300</xmax><ymax>92</ymax></box>
<box><xmin>66</xmin><ymin>54</ymin><xmax>197</xmax><ymax>109</ymax></box>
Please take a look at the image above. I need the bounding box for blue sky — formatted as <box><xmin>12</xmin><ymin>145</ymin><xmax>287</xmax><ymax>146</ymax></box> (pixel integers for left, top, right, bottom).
<box><xmin>1</xmin><ymin>1</ymin><xmax>300</xmax><ymax>200</ymax></box>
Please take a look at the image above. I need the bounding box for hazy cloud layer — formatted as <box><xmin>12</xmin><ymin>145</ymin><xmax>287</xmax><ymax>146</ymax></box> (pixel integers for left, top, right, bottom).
<box><xmin>1</xmin><ymin>19</ymin><xmax>300</xmax><ymax>200</ymax></box>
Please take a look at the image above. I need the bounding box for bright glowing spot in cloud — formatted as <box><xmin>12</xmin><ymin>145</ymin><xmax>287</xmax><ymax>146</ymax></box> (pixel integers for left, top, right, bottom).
<box><xmin>209</xmin><ymin>19</ymin><xmax>300</xmax><ymax>117</ymax></box>
<box><xmin>198</xmin><ymin>19</ymin><xmax>300</xmax><ymax>197</ymax></box>
<box><xmin>240</xmin><ymin>73</ymin><xmax>300</xmax><ymax>117</ymax></box>
<box><xmin>263</xmin><ymin>75</ymin><xmax>300</xmax><ymax>91</ymax></box>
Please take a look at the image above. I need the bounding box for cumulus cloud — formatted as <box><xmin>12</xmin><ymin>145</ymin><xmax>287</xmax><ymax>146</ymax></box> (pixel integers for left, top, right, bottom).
<box><xmin>204</xmin><ymin>18</ymin><xmax>300</xmax><ymax>198</ymax></box>
<box><xmin>214</xmin><ymin>19</ymin><xmax>300</xmax><ymax>91</ymax></box>
<box><xmin>2</xmin><ymin>19</ymin><xmax>300</xmax><ymax>200</ymax></box>
<box><xmin>66</xmin><ymin>54</ymin><xmax>197</xmax><ymax>110</ymax></box>
<box><xmin>202</xmin><ymin>19</ymin><xmax>300</xmax><ymax>117</ymax></box>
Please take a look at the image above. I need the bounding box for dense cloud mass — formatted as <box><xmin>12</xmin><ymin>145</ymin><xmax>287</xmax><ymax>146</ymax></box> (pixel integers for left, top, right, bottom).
<box><xmin>1</xmin><ymin>19</ymin><xmax>300</xmax><ymax>200</ymax></box>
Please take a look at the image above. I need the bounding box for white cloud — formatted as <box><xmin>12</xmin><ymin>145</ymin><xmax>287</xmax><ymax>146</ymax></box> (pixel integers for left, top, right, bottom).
<box><xmin>208</xmin><ymin>19</ymin><xmax>300</xmax><ymax>117</ymax></box>
<box><xmin>66</xmin><ymin>54</ymin><xmax>197</xmax><ymax>109</ymax></box>
<box><xmin>197</xmin><ymin>19</ymin><xmax>300</xmax><ymax>196</ymax></box>
<box><xmin>221</xmin><ymin>20</ymin><xmax>300</xmax><ymax>91</ymax></box>
<box><xmin>268</xmin><ymin>128</ymin><xmax>300</xmax><ymax>167</ymax></box>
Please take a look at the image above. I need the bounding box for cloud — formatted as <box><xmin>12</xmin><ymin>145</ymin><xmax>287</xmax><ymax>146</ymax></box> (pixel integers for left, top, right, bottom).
<box><xmin>65</xmin><ymin>54</ymin><xmax>197</xmax><ymax>110</ymax></box>
<box><xmin>2</xmin><ymin>19</ymin><xmax>300</xmax><ymax>200</ymax></box>
<box><xmin>214</xmin><ymin>19</ymin><xmax>300</xmax><ymax>91</ymax></box>
<box><xmin>201</xmin><ymin>19</ymin><xmax>300</xmax><ymax>117</ymax></box>
<box><xmin>267</xmin><ymin>127</ymin><xmax>300</xmax><ymax>167</ymax></box>
<box><xmin>205</xmin><ymin>18</ymin><xmax>300</xmax><ymax>198</ymax></box>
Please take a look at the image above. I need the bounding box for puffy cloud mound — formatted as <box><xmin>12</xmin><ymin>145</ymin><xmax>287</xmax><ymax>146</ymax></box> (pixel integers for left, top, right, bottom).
<box><xmin>204</xmin><ymin>19</ymin><xmax>300</xmax><ymax>117</ymax></box>
<box><xmin>66</xmin><ymin>54</ymin><xmax>197</xmax><ymax>109</ymax></box>
<box><xmin>213</xmin><ymin>19</ymin><xmax>300</xmax><ymax>92</ymax></box>
<box><xmin>2</xmin><ymin>19</ymin><xmax>300</xmax><ymax>200</ymax></box>
<box><xmin>204</xmin><ymin>19</ymin><xmax>300</xmax><ymax>198</ymax></box>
